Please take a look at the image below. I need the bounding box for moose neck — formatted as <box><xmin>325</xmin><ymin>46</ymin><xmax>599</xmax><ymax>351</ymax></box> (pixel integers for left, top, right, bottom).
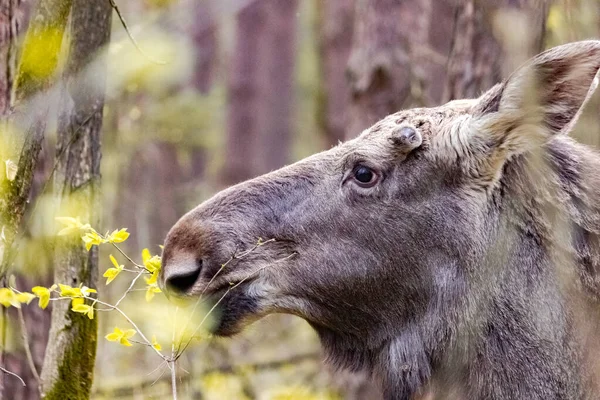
<box><xmin>316</xmin><ymin>137</ymin><xmax>600</xmax><ymax>400</ymax></box>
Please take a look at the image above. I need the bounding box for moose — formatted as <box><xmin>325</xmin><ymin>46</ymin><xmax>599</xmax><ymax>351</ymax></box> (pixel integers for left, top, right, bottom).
<box><xmin>160</xmin><ymin>41</ymin><xmax>600</xmax><ymax>399</ymax></box>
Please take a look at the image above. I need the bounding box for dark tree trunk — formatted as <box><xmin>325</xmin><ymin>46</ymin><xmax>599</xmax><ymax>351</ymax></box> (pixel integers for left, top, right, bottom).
<box><xmin>443</xmin><ymin>0</ymin><xmax>549</xmax><ymax>101</ymax></box>
<box><xmin>40</xmin><ymin>0</ymin><xmax>111</xmax><ymax>398</ymax></box>
<box><xmin>0</xmin><ymin>1</ymin><xmax>68</xmax><ymax>397</ymax></box>
<box><xmin>315</xmin><ymin>0</ymin><xmax>355</xmax><ymax>146</ymax></box>
<box><xmin>189</xmin><ymin>0</ymin><xmax>216</xmax><ymax>188</ymax></box>
<box><xmin>256</xmin><ymin>0</ymin><xmax>298</xmax><ymax>173</ymax></box>
<box><xmin>191</xmin><ymin>1</ymin><xmax>217</xmax><ymax>95</ymax></box>
<box><xmin>346</xmin><ymin>0</ymin><xmax>437</xmax><ymax>137</ymax></box>
<box><xmin>221</xmin><ymin>1</ymin><xmax>267</xmax><ymax>185</ymax></box>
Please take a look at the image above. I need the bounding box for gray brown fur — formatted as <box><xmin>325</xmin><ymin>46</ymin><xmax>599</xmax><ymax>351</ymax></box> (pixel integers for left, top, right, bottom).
<box><xmin>161</xmin><ymin>41</ymin><xmax>600</xmax><ymax>400</ymax></box>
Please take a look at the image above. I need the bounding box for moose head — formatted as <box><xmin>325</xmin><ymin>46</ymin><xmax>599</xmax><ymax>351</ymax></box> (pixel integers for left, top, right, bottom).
<box><xmin>161</xmin><ymin>41</ymin><xmax>600</xmax><ymax>399</ymax></box>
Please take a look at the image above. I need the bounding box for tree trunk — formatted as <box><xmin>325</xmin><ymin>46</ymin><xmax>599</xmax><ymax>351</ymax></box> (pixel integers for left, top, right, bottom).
<box><xmin>443</xmin><ymin>0</ymin><xmax>549</xmax><ymax>102</ymax></box>
<box><xmin>315</xmin><ymin>0</ymin><xmax>354</xmax><ymax>146</ymax></box>
<box><xmin>256</xmin><ymin>0</ymin><xmax>298</xmax><ymax>173</ymax></box>
<box><xmin>189</xmin><ymin>0</ymin><xmax>216</xmax><ymax>190</ymax></box>
<box><xmin>0</xmin><ymin>0</ymin><xmax>21</xmax><ymax>396</ymax></box>
<box><xmin>0</xmin><ymin>1</ymin><xmax>69</xmax><ymax>397</ymax></box>
<box><xmin>191</xmin><ymin>1</ymin><xmax>216</xmax><ymax>95</ymax></box>
<box><xmin>346</xmin><ymin>0</ymin><xmax>436</xmax><ymax>137</ymax></box>
<box><xmin>40</xmin><ymin>0</ymin><xmax>111</xmax><ymax>398</ymax></box>
<box><xmin>221</xmin><ymin>1</ymin><xmax>267</xmax><ymax>186</ymax></box>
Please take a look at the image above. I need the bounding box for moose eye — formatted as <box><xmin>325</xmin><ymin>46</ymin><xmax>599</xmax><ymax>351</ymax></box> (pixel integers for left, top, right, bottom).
<box><xmin>352</xmin><ymin>166</ymin><xmax>378</xmax><ymax>188</ymax></box>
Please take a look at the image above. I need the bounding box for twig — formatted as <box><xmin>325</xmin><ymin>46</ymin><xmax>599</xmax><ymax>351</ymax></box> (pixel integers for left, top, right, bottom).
<box><xmin>50</xmin><ymin>295</ymin><xmax>168</xmax><ymax>361</ymax></box>
<box><xmin>175</xmin><ymin>239</ymin><xmax>275</xmax><ymax>353</ymax></box>
<box><xmin>96</xmin><ymin>269</ymin><xmax>145</xmax><ymax>311</ymax></box>
<box><xmin>0</xmin><ymin>367</ymin><xmax>25</xmax><ymax>387</ymax></box>
<box><xmin>92</xmin><ymin>350</ymin><xmax>320</xmax><ymax>397</ymax></box>
<box><xmin>111</xmin><ymin>243</ymin><xmax>147</xmax><ymax>271</ymax></box>
<box><xmin>108</xmin><ymin>0</ymin><xmax>167</xmax><ymax>65</ymax></box>
<box><xmin>170</xmin><ymin>307</ymin><xmax>178</xmax><ymax>399</ymax></box>
<box><xmin>16</xmin><ymin>307</ymin><xmax>40</xmax><ymax>388</ymax></box>
<box><xmin>89</xmin><ymin>297</ymin><xmax>167</xmax><ymax>361</ymax></box>
<box><xmin>170</xmin><ymin>361</ymin><xmax>177</xmax><ymax>400</ymax></box>
<box><xmin>175</xmin><ymin>252</ymin><xmax>296</xmax><ymax>358</ymax></box>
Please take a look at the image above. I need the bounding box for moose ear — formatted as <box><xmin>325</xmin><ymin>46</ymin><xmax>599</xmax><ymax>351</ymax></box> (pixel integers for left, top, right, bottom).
<box><xmin>473</xmin><ymin>41</ymin><xmax>600</xmax><ymax>148</ymax></box>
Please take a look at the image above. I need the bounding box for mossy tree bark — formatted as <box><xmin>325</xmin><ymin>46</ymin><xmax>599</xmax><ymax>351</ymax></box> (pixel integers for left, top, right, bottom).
<box><xmin>40</xmin><ymin>0</ymin><xmax>111</xmax><ymax>398</ymax></box>
<box><xmin>443</xmin><ymin>0</ymin><xmax>549</xmax><ymax>102</ymax></box>
<box><xmin>0</xmin><ymin>1</ymin><xmax>70</xmax><ymax>397</ymax></box>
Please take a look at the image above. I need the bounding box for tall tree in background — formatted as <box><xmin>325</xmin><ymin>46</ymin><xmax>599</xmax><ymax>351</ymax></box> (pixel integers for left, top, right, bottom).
<box><xmin>40</xmin><ymin>0</ymin><xmax>111</xmax><ymax>397</ymax></box>
<box><xmin>316</xmin><ymin>0</ymin><xmax>354</xmax><ymax>146</ymax></box>
<box><xmin>346</xmin><ymin>0</ymin><xmax>548</xmax><ymax>138</ymax></box>
<box><xmin>257</xmin><ymin>0</ymin><xmax>298</xmax><ymax>173</ymax></box>
<box><xmin>222</xmin><ymin>1</ymin><xmax>267</xmax><ymax>185</ymax></box>
<box><xmin>443</xmin><ymin>0</ymin><xmax>549</xmax><ymax>101</ymax></box>
<box><xmin>189</xmin><ymin>0</ymin><xmax>217</xmax><ymax>183</ymax></box>
<box><xmin>346</xmin><ymin>0</ymin><xmax>442</xmax><ymax>137</ymax></box>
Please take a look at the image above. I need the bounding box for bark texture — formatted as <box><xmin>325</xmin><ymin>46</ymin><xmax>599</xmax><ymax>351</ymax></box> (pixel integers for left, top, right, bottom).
<box><xmin>346</xmin><ymin>0</ymin><xmax>438</xmax><ymax>137</ymax></box>
<box><xmin>316</xmin><ymin>0</ymin><xmax>354</xmax><ymax>146</ymax></box>
<box><xmin>221</xmin><ymin>1</ymin><xmax>267</xmax><ymax>185</ymax></box>
<box><xmin>0</xmin><ymin>1</ymin><xmax>26</xmax><ymax>396</ymax></box>
<box><xmin>257</xmin><ymin>0</ymin><xmax>298</xmax><ymax>173</ymax></box>
<box><xmin>0</xmin><ymin>0</ymin><xmax>71</xmax><ymax>280</ymax></box>
<box><xmin>191</xmin><ymin>1</ymin><xmax>216</xmax><ymax>95</ymax></box>
<box><xmin>0</xmin><ymin>3</ymin><xmax>69</xmax><ymax>397</ymax></box>
<box><xmin>40</xmin><ymin>0</ymin><xmax>111</xmax><ymax>398</ymax></box>
<box><xmin>443</xmin><ymin>0</ymin><xmax>549</xmax><ymax>101</ymax></box>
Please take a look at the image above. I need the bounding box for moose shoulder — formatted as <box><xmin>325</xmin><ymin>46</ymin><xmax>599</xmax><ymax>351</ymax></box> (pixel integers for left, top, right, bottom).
<box><xmin>160</xmin><ymin>41</ymin><xmax>600</xmax><ymax>399</ymax></box>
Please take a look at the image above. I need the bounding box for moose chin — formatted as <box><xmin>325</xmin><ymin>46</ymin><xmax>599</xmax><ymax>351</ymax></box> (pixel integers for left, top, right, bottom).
<box><xmin>160</xmin><ymin>41</ymin><xmax>600</xmax><ymax>400</ymax></box>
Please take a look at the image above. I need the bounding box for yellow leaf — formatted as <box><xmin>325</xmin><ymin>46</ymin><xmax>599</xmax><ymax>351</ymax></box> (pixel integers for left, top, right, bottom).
<box><xmin>81</xmin><ymin>231</ymin><xmax>106</xmax><ymax>251</ymax></box>
<box><xmin>107</xmin><ymin>228</ymin><xmax>130</xmax><ymax>244</ymax></box>
<box><xmin>145</xmin><ymin>284</ymin><xmax>162</xmax><ymax>302</ymax></box>
<box><xmin>32</xmin><ymin>285</ymin><xmax>53</xmax><ymax>309</ymax></box>
<box><xmin>141</xmin><ymin>248</ymin><xmax>151</xmax><ymax>265</ymax></box>
<box><xmin>16</xmin><ymin>292</ymin><xmax>36</xmax><ymax>304</ymax></box>
<box><xmin>71</xmin><ymin>303</ymin><xmax>94</xmax><ymax>319</ymax></box>
<box><xmin>142</xmin><ymin>248</ymin><xmax>161</xmax><ymax>273</ymax></box>
<box><xmin>71</xmin><ymin>297</ymin><xmax>84</xmax><ymax>307</ymax></box>
<box><xmin>105</xmin><ymin>327</ymin><xmax>136</xmax><ymax>347</ymax></box>
<box><xmin>151</xmin><ymin>335</ymin><xmax>162</xmax><ymax>351</ymax></box>
<box><xmin>122</xmin><ymin>329</ymin><xmax>136</xmax><ymax>339</ymax></box>
<box><xmin>80</xmin><ymin>286</ymin><xmax>96</xmax><ymax>297</ymax></box>
<box><xmin>59</xmin><ymin>284</ymin><xmax>81</xmax><ymax>298</ymax></box>
<box><xmin>104</xmin><ymin>255</ymin><xmax>124</xmax><ymax>285</ymax></box>
<box><xmin>56</xmin><ymin>216</ymin><xmax>91</xmax><ymax>236</ymax></box>
<box><xmin>0</xmin><ymin>288</ymin><xmax>20</xmax><ymax>308</ymax></box>
<box><xmin>145</xmin><ymin>270</ymin><xmax>158</xmax><ymax>285</ymax></box>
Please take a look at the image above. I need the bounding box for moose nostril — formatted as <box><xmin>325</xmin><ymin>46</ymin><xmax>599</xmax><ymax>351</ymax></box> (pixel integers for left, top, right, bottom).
<box><xmin>165</xmin><ymin>260</ymin><xmax>202</xmax><ymax>294</ymax></box>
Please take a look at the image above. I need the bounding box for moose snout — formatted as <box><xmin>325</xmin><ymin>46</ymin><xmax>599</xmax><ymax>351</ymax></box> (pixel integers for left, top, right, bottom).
<box><xmin>161</xmin><ymin>251</ymin><xmax>204</xmax><ymax>296</ymax></box>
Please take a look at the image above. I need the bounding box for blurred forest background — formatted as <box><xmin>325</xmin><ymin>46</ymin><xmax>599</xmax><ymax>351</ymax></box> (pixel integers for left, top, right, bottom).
<box><xmin>1</xmin><ymin>0</ymin><xmax>600</xmax><ymax>399</ymax></box>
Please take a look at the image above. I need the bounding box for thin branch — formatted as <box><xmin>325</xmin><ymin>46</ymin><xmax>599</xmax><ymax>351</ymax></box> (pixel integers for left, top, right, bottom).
<box><xmin>92</xmin><ymin>350</ymin><xmax>320</xmax><ymax>397</ymax></box>
<box><xmin>0</xmin><ymin>367</ymin><xmax>25</xmax><ymax>387</ymax></box>
<box><xmin>107</xmin><ymin>0</ymin><xmax>167</xmax><ymax>65</ymax></box>
<box><xmin>50</xmin><ymin>295</ymin><xmax>168</xmax><ymax>361</ymax></box>
<box><xmin>175</xmin><ymin>239</ymin><xmax>275</xmax><ymax>353</ymax></box>
<box><xmin>90</xmin><ymin>297</ymin><xmax>167</xmax><ymax>361</ymax></box>
<box><xmin>16</xmin><ymin>307</ymin><xmax>40</xmax><ymax>388</ymax></box>
<box><xmin>111</xmin><ymin>243</ymin><xmax>147</xmax><ymax>271</ymax></box>
<box><xmin>170</xmin><ymin>307</ymin><xmax>178</xmax><ymax>399</ymax></box>
<box><xmin>176</xmin><ymin>252</ymin><xmax>296</xmax><ymax>358</ymax></box>
<box><xmin>170</xmin><ymin>361</ymin><xmax>177</xmax><ymax>400</ymax></box>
